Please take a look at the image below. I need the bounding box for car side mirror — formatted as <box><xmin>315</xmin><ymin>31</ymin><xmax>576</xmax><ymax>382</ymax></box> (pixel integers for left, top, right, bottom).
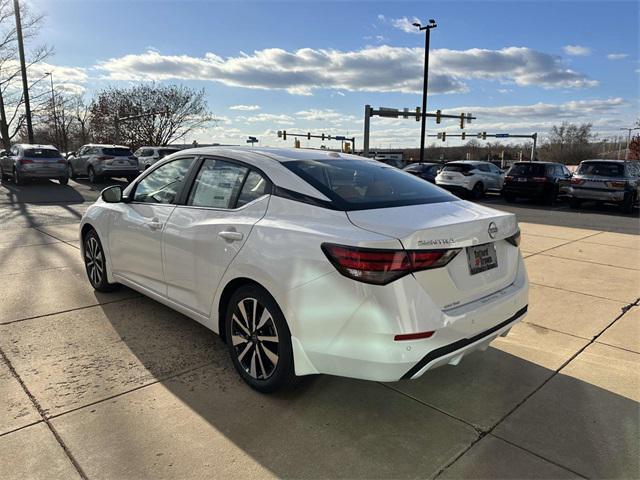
<box><xmin>101</xmin><ymin>185</ymin><xmax>124</xmax><ymax>203</ymax></box>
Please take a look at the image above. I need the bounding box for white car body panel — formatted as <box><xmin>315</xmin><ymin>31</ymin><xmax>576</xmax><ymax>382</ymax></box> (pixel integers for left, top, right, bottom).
<box><xmin>80</xmin><ymin>147</ymin><xmax>528</xmax><ymax>383</ymax></box>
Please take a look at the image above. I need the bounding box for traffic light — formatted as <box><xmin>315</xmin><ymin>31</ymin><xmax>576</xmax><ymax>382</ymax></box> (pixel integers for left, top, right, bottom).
<box><xmin>482</xmin><ymin>131</ymin><xmax>487</xmax><ymax>140</ymax></box>
<box><xmin>307</xmin><ymin>132</ymin><xmax>311</xmax><ymax>140</ymax></box>
<box><xmin>277</xmin><ymin>130</ymin><xmax>282</xmax><ymax>138</ymax></box>
<box><xmin>415</xmin><ymin>107</ymin><xmax>421</xmax><ymax>121</ymax></box>
<box><xmin>441</xmin><ymin>132</ymin><xmax>446</xmax><ymax>142</ymax></box>
<box><xmin>459</xmin><ymin>113</ymin><xmax>465</xmax><ymax>129</ymax></box>
<box><xmin>321</xmin><ymin>133</ymin><xmax>325</xmax><ymax>141</ymax></box>
<box><xmin>294</xmin><ymin>138</ymin><xmax>300</xmax><ymax>148</ymax></box>
<box><xmin>343</xmin><ymin>143</ymin><xmax>351</xmax><ymax>153</ymax></box>
<box><xmin>437</xmin><ymin>132</ymin><xmax>442</xmax><ymax>140</ymax></box>
<box><xmin>436</xmin><ymin>109</ymin><xmax>442</xmax><ymax>124</ymax></box>
<box><xmin>461</xmin><ymin>132</ymin><xmax>466</xmax><ymax>140</ymax></box>
<box><xmin>282</xmin><ymin>130</ymin><xmax>287</xmax><ymax>140</ymax></box>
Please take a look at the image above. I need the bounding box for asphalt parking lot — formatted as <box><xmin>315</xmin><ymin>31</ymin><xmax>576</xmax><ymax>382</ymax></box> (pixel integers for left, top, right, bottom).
<box><xmin>1</xmin><ymin>178</ymin><xmax>638</xmax><ymax>479</ymax></box>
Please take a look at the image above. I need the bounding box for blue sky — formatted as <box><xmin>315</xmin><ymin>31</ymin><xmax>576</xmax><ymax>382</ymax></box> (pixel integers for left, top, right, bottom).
<box><xmin>30</xmin><ymin>0</ymin><xmax>640</xmax><ymax>148</ymax></box>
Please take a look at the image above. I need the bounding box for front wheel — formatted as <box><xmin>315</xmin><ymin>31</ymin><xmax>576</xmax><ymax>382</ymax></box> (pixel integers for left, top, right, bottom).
<box><xmin>83</xmin><ymin>229</ymin><xmax>118</xmax><ymax>292</ymax></box>
<box><xmin>620</xmin><ymin>192</ymin><xmax>635</xmax><ymax>214</ymax></box>
<box><xmin>13</xmin><ymin>167</ymin><xmax>24</xmax><ymax>185</ymax></box>
<box><xmin>569</xmin><ymin>198</ymin><xmax>581</xmax><ymax>209</ymax></box>
<box><xmin>471</xmin><ymin>182</ymin><xmax>484</xmax><ymax>200</ymax></box>
<box><xmin>0</xmin><ymin>167</ymin><xmax>8</xmax><ymax>182</ymax></box>
<box><xmin>225</xmin><ymin>285</ymin><xmax>295</xmax><ymax>393</ymax></box>
<box><xmin>88</xmin><ymin>166</ymin><xmax>99</xmax><ymax>184</ymax></box>
<box><xmin>68</xmin><ymin>163</ymin><xmax>76</xmax><ymax>180</ymax></box>
<box><xmin>59</xmin><ymin>176</ymin><xmax>69</xmax><ymax>185</ymax></box>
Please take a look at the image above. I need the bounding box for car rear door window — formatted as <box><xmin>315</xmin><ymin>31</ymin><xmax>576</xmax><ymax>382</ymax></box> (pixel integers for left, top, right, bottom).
<box><xmin>103</xmin><ymin>147</ymin><xmax>133</xmax><ymax>157</ymax></box>
<box><xmin>477</xmin><ymin>164</ymin><xmax>490</xmax><ymax>172</ymax></box>
<box><xmin>442</xmin><ymin>163</ymin><xmax>473</xmax><ymax>173</ymax></box>
<box><xmin>133</xmin><ymin>157</ymin><xmax>194</xmax><ymax>204</ymax></box>
<box><xmin>188</xmin><ymin>159</ymin><xmax>248</xmax><ymax>209</ymax></box>
<box><xmin>237</xmin><ymin>170</ymin><xmax>269</xmax><ymax>207</ymax></box>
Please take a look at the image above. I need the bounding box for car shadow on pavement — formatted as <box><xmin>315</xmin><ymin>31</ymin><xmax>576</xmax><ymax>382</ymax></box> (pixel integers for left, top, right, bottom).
<box><xmin>55</xmin><ymin>297</ymin><xmax>639</xmax><ymax>480</ymax></box>
<box><xmin>0</xmin><ymin>179</ymin><xmax>86</xmax><ymax>204</ymax></box>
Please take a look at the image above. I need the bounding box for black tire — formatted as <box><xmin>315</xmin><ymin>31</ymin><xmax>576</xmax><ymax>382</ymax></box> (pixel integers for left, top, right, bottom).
<box><xmin>68</xmin><ymin>163</ymin><xmax>76</xmax><ymax>180</ymax></box>
<box><xmin>620</xmin><ymin>192</ymin><xmax>634</xmax><ymax>214</ymax></box>
<box><xmin>59</xmin><ymin>176</ymin><xmax>69</xmax><ymax>185</ymax></box>
<box><xmin>503</xmin><ymin>192</ymin><xmax>516</xmax><ymax>203</ymax></box>
<box><xmin>13</xmin><ymin>167</ymin><xmax>24</xmax><ymax>185</ymax></box>
<box><xmin>83</xmin><ymin>229</ymin><xmax>119</xmax><ymax>292</ymax></box>
<box><xmin>0</xmin><ymin>167</ymin><xmax>8</xmax><ymax>182</ymax></box>
<box><xmin>471</xmin><ymin>182</ymin><xmax>484</xmax><ymax>200</ymax></box>
<box><xmin>88</xmin><ymin>166</ymin><xmax>99</xmax><ymax>184</ymax></box>
<box><xmin>569</xmin><ymin>198</ymin><xmax>581</xmax><ymax>209</ymax></box>
<box><xmin>225</xmin><ymin>285</ymin><xmax>295</xmax><ymax>393</ymax></box>
<box><xmin>543</xmin><ymin>186</ymin><xmax>558</xmax><ymax>206</ymax></box>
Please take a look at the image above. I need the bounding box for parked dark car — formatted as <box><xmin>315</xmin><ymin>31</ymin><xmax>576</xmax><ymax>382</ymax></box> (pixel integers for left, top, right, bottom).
<box><xmin>567</xmin><ymin>159</ymin><xmax>639</xmax><ymax>213</ymax></box>
<box><xmin>403</xmin><ymin>162</ymin><xmax>440</xmax><ymax>183</ymax></box>
<box><xmin>502</xmin><ymin>161</ymin><xmax>572</xmax><ymax>204</ymax></box>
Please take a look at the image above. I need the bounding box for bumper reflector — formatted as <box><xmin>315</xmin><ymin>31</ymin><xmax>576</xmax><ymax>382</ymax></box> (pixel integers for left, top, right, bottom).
<box><xmin>394</xmin><ymin>331</ymin><xmax>435</xmax><ymax>341</ymax></box>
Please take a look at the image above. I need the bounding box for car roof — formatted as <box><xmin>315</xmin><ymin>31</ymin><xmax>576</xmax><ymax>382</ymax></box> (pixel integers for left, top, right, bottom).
<box><xmin>512</xmin><ymin>161</ymin><xmax>557</xmax><ymax>165</ymax></box>
<box><xmin>15</xmin><ymin>144</ymin><xmax>58</xmax><ymax>150</ymax></box>
<box><xmin>82</xmin><ymin>144</ymin><xmax>131</xmax><ymax>149</ymax></box>
<box><xmin>445</xmin><ymin>160</ymin><xmax>491</xmax><ymax>164</ymax></box>
<box><xmin>137</xmin><ymin>146</ymin><xmax>181</xmax><ymax>150</ymax></box>
<box><xmin>176</xmin><ymin>146</ymin><xmax>367</xmax><ymax>164</ymax></box>
<box><xmin>580</xmin><ymin>159</ymin><xmax>626</xmax><ymax>164</ymax></box>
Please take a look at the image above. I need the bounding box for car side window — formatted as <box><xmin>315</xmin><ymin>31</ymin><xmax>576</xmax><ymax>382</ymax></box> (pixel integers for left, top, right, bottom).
<box><xmin>489</xmin><ymin>164</ymin><xmax>500</xmax><ymax>174</ymax></box>
<box><xmin>478</xmin><ymin>164</ymin><xmax>490</xmax><ymax>172</ymax></box>
<box><xmin>133</xmin><ymin>157</ymin><xmax>194</xmax><ymax>204</ymax></box>
<box><xmin>237</xmin><ymin>170</ymin><xmax>269</xmax><ymax>207</ymax></box>
<box><xmin>187</xmin><ymin>159</ymin><xmax>248</xmax><ymax>209</ymax></box>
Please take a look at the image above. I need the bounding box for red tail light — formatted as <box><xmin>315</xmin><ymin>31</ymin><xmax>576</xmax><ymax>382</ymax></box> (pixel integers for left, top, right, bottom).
<box><xmin>505</xmin><ymin>175</ymin><xmax>514</xmax><ymax>181</ymax></box>
<box><xmin>321</xmin><ymin>243</ymin><xmax>460</xmax><ymax>285</ymax></box>
<box><xmin>571</xmin><ymin>177</ymin><xmax>585</xmax><ymax>185</ymax></box>
<box><xmin>394</xmin><ymin>331</ymin><xmax>435</xmax><ymax>341</ymax></box>
<box><xmin>531</xmin><ymin>176</ymin><xmax>547</xmax><ymax>182</ymax></box>
<box><xmin>18</xmin><ymin>158</ymin><xmax>33</xmax><ymax>165</ymax></box>
<box><xmin>606</xmin><ymin>180</ymin><xmax>626</xmax><ymax>188</ymax></box>
<box><xmin>96</xmin><ymin>155</ymin><xmax>114</xmax><ymax>161</ymax></box>
<box><xmin>57</xmin><ymin>159</ymin><xmax>66</xmax><ymax>164</ymax></box>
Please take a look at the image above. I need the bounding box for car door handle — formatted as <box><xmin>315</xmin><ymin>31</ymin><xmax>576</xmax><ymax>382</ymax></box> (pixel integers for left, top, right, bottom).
<box><xmin>218</xmin><ymin>231</ymin><xmax>244</xmax><ymax>242</ymax></box>
<box><xmin>147</xmin><ymin>220</ymin><xmax>164</xmax><ymax>230</ymax></box>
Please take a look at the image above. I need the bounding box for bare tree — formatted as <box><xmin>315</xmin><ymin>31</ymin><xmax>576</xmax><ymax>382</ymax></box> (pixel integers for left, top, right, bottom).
<box><xmin>0</xmin><ymin>0</ymin><xmax>52</xmax><ymax>149</ymax></box>
<box><xmin>89</xmin><ymin>83</ymin><xmax>215</xmax><ymax>147</ymax></box>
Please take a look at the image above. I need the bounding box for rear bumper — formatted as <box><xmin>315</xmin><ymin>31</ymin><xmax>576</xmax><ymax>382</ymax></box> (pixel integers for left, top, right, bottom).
<box><xmin>437</xmin><ymin>182</ymin><xmax>472</xmax><ymax>195</ymax></box>
<box><xmin>287</xmin><ymin>253</ymin><xmax>529</xmax><ymax>382</ymax></box>
<box><xmin>19</xmin><ymin>165</ymin><xmax>67</xmax><ymax>179</ymax></box>
<box><xmin>502</xmin><ymin>184</ymin><xmax>546</xmax><ymax>197</ymax></box>
<box><xmin>94</xmin><ymin>165</ymin><xmax>139</xmax><ymax>177</ymax></box>
<box><xmin>568</xmin><ymin>187</ymin><xmax>625</xmax><ymax>202</ymax></box>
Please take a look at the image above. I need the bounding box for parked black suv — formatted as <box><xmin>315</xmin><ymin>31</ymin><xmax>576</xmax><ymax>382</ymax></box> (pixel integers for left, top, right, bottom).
<box><xmin>402</xmin><ymin>162</ymin><xmax>440</xmax><ymax>183</ymax></box>
<box><xmin>502</xmin><ymin>161</ymin><xmax>572</xmax><ymax>204</ymax></box>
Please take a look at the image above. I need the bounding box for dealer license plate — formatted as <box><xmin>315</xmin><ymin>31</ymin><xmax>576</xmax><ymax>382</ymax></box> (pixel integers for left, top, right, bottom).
<box><xmin>466</xmin><ymin>243</ymin><xmax>498</xmax><ymax>275</ymax></box>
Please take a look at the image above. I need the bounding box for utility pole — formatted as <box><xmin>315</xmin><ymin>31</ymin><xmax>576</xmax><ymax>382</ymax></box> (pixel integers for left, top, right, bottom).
<box><xmin>414</xmin><ymin>19</ymin><xmax>437</xmax><ymax>163</ymax></box>
<box><xmin>47</xmin><ymin>72</ymin><xmax>59</xmax><ymax>148</ymax></box>
<box><xmin>13</xmin><ymin>0</ymin><xmax>34</xmax><ymax>143</ymax></box>
<box><xmin>620</xmin><ymin>127</ymin><xmax>640</xmax><ymax>160</ymax></box>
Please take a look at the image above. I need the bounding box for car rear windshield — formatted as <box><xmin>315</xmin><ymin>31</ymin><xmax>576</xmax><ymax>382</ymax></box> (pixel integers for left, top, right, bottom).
<box><xmin>577</xmin><ymin>162</ymin><xmax>624</xmax><ymax>177</ymax></box>
<box><xmin>103</xmin><ymin>148</ymin><xmax>133</xmax><ymax>157</ymax></box>
<box><xmin>23</xmin><ymin>148</ymin><xmax>61</xmax><ymax>159</ymax></box>
<box><xmin>441</xmin><ymin>163</ymin><xmax>473</xmax><ymax>173</ymax></box>
<box><xmin>283</xmin><ymin>159</ymin><xmax>457</xmax><ymax>210</ymax></box>
<box><xmin>507</xmin><ymin>163</ymin><xmax>546</xmax><ymax>176</ymax></box>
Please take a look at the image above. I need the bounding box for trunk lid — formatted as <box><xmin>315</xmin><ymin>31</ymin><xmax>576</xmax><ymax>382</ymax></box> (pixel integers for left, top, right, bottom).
<box><xmin>347</xmin><ymin>200</ymin><xmax>520</xmax><ymax>309</ymax></box>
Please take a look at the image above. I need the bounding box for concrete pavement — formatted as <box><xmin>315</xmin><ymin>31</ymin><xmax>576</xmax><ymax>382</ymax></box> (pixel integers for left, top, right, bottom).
<box><xmin>0</xmin><ymin>215</ymin><xmax>638</xmax><ymax>479</ymax></box>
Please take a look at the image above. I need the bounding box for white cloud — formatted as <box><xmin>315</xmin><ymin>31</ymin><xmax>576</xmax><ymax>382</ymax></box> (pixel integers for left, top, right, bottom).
<box><xmin>607</xmin><ymin>53</ymin><xmax>628</xmax><ymax>60</ymax></box>
<box><xmin>229</xmin><ymin>104</ymin><xmax>261</xmax><ymax>111</ymax></box>
<box><xmin>391</xmin><ymin>17</ymin><xmax>422</xmax><ymax>34</ymax></box>
<box><xmin>244</xmin><ymin>113</ymin><xmax>294</xmax><ymax>125</ymax></box>
<box><xmin>377</xmin><ymin>14</ymin><xmax>386</xmax><ymax>21</ymax></box>
<box><xmin>96</xmin><ymin>45</ymin><xmax>597</xmax><ymax>96</ymax></box>
<box><xmin>563</xmin><ymin>45</ymin><xmax>591</xmax><ymax>56</ymax></box>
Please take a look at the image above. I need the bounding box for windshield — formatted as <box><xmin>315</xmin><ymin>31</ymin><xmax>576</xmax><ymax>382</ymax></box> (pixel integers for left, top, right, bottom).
<box><xmin>283</xmin><ymin>159</ymin><xmax>456</xmax><ymax>210</ymax></box>
<box><xmin>103</xmin><ymin>147</ymin><xmax>133</xmax><ymax>157</ymax></box>
<box><xmin>23</xmin><ymin>148</ymin><xmax>61</xmax><ymax>159</ymax></box>
<box><xmin>442</xmin><ymin>163</ymin><xmax>474</xmax><ymax>173</ymax></box>
<box><xmin>577</xmin><ymin>162</ymin><xmax>624</xmax><ymax>177</ymax></box>
<box><xmin>508</xmin><ymin>163</ymin><xmax>546</xmax><ymax>176</ymax></box>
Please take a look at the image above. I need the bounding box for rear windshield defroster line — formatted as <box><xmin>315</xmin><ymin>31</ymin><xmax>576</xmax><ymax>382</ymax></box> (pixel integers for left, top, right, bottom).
<box><xmin>282</xmin><ymin>159</ymin><xmax>457</xmax><ymax>211</ymax></box>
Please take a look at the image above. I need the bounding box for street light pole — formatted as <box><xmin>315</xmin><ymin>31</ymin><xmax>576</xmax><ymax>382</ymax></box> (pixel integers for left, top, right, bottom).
<box><xmin>13</xmin><ymin>0</ymin><xmax>34</xmax><ymax>143</ymax></box>
<box><xmin>47</xmin><ymin>72</ymin><xmax>59</xmax><ymax>148</ymax></box>
<box><xmin>414</xmin><ymin>19</ymin><xmax>437</xmax><ymax>163</ymax></box>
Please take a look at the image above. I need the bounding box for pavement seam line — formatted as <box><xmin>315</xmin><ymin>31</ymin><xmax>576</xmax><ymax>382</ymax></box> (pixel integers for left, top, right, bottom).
<box><xmin>536</xmin><ymin>252</ymin><xmax>640</xmax><ymax>272</ymax></box>
<box><xmin>528</xmin><ymin>282</ymin><xmax>635</xmax><ymax>303</ymax></box>
<box><xmin>523</xmin><ymin>230</ymin><xmax>604</xmax><ymax>260</ymax></box>
<box><xmin>0</xmin><ymin>295</ymin><xmax>142</xmax><ymax>326</ymax></box>
<box><xmin>0</xmin><ymin>346</ymin><xmax>88</xmax><ymax>480</ymax></box>
<box><xmin>433</xmin><ymin>296</ymin><xmax>638</xmax><ymax>479</ymax></box>
<box><xmin>45</xmin><ymin>361</ymin><xmax>218</xmax><ymax>421</ymax></box>
<box><xmin>0</xmin><ymin>419</ymin><xmax>44</xmax><ymax>439</ymax></box>
<box><xmin>33</xmin><ymin>226</ymin><xmax>80</xmax><ymax>251</ymax></box>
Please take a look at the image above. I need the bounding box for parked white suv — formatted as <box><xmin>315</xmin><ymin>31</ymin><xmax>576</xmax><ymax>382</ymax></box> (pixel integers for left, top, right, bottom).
<box><xmin>436</xmin><ymin>161</ymin><xmax>504</xmax><ymax>199</ymax></box>
<box><xmin>134</xmin><ymin>146</ymin><xmax>181</xmax><ymax>170</ymax></box>
<box><xmin>80</xmin><ymin>148</ymin><xmax>528</xmax><ymax>392</ymax></box>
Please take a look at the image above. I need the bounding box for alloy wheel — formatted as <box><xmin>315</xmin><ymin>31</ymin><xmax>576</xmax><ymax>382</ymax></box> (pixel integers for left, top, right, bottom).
<box><xmin>84</xmin><ymin>235</ymin><xmax>104</xmax><ymax>287</ymax></box>
<box><xmin>230</xmin><ymin>297</ymin><xmax>280</xmax><ymax>380</ymax></box>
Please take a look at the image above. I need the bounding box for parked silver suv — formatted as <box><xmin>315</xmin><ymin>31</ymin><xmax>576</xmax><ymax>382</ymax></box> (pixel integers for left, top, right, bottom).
<box><xmin>0</xmin><ymin>144</ymin><xmax>67</xmax><ymax>185</ymax></box>
<box><xmin>435</xmin><ymin>160</ymin><xmax>504</xmax><ymax>199</ymax></box>
<box><xmin>134</xmin><ymin>146</ymin><xmax>181</xmax><ymax>170</ymax></box>
<box><xmin>568</xmin><ymin>159</ymin><xmax>639</xmax><ymax>213</ymax></box>
<box><xmin>68</xmin><ymin>144</ymin><xmax>139</xmax><ymax>184</ymax></box>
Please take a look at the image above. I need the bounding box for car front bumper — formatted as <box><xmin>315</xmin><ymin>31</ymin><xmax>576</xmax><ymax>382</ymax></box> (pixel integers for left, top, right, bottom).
<box><xmin>286</xmin><ymin>253</ymin><xmax>529</xmax><ymax>382</ymax></box>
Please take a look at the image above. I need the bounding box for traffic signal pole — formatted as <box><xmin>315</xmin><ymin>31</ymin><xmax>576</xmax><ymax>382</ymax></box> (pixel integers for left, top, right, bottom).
<box><xmin>416</xmin><ymin>20</ymin><xmax>437</xmax><ymax>163</ymax></box>
<box><xmin>13</xmin><ymin>0</ymin><xmax>34</xmax><ymax>143</ymax></box>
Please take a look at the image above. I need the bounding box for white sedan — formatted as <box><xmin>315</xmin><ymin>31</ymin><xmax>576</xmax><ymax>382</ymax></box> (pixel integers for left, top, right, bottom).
<box><xmin>80</xmin><ymin>147</ymin><xmax>528</xmax><ymax>392</ymax></box>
